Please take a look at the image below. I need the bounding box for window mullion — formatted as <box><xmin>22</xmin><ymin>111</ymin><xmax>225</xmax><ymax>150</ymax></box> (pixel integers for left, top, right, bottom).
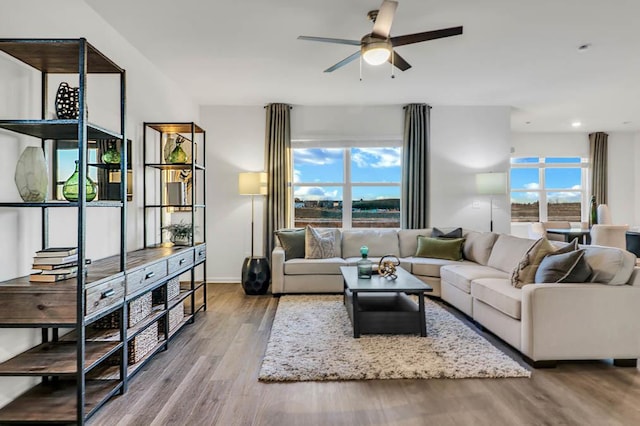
<box><xmin>344</xmin><ymin>148</ymin><xmax>352</xmax><ymax>229</ymax></box>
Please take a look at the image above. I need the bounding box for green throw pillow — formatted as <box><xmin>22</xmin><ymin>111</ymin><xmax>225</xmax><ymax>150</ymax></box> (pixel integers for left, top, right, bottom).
<box><xmin>415</xmin><ymin>236</ymin><xmax>465</xmax><ymax>261</ymax></box>
<box><xmin>275</xmin><ymin>229</ymin><xmax>305</xmax><ymax>260</ymax></box>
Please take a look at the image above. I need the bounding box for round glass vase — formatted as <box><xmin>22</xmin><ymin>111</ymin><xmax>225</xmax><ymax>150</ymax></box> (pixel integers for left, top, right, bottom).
<box><xmin>62</xmin><ymin>161</ymin><xmax>97</xmax><ymax>202</ymax></box>
<box><xmin>357</xmin><ymin>245</ymin><xmax>373</xmax><ymax>279</ymax></box>
<box><xmin>101</xmin><ymin>141</ymin><xmax>121</xmax><ymax>164</ymax></box>
<box><xmin>167</xmin><ymin>139</ymin><xmax>188</xmax><ymax>164</ymax></box>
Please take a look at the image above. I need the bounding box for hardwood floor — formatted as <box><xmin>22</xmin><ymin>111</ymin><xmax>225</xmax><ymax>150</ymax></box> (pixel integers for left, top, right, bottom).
<box><xmin>89</xmin><ymin>283</ymin><xmax>640</xmax><ymax>426</ymax></box>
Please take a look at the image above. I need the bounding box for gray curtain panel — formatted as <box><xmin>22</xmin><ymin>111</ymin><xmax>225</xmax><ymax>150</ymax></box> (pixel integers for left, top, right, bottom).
<box><xmin>264</xmin><ymin>103</ymin><xmax>291</xmax><ymax>261</ymax></box>
<box><xmin>401</xmin><ymin>104</ymin><xmax>431</xmax><ymax>229</ymax></box>
<box><xmin>589</xmin><ymin>132</ymin><xmax>608</xmax><ymax>205</ymax></box>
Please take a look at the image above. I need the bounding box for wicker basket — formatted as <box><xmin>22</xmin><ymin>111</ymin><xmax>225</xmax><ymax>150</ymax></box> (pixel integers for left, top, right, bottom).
<box><xmin>160</xmin><ymin>302</ymin><xmax>185</xmax><ymax>332</ymax></box>
<box><xmin>152</xmin><ymin>277</ymin><xmax>180</xmax><ymax>304</ymax></box>
<box><xmin>93</xmin><ymin>292</ymin><xmax>152</xmax><ymax>329</ymax></box>
<box><xmin>128</xmin><ymin>323</ymin><xmax>159</xmax><ymax>364</ymax></box>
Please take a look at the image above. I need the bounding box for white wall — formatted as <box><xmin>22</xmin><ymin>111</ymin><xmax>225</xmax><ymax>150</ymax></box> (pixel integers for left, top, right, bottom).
<box><xmin>0</xmin><ymin>0</ymin><xmax>199</xmax><ymax>407</ymax></box>
<box><xmin>430</xmin><ymin>106</ymin><xmax>512</xmax><ymax>233</ymax></box>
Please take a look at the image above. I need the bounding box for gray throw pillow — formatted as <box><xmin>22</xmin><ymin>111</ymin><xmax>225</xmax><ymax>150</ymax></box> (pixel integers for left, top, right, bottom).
<box><xmin>431</xmin><ymin>227</ymin><xmax>463</xmax><ymax>239</ymax></box>
<box><xmin>305</xmin><ymin>225</ymin><xmax>337</xmax><ymax>259</ymax></box>
<box><xmin>535</xmin><ymin>249</ymin><xmax>593</xmax><ymax>283</ymax></box>
<box><xmin>275</xmin><ymin>229</ymin><xmax>305</xmax><ymax>260</ymax></box>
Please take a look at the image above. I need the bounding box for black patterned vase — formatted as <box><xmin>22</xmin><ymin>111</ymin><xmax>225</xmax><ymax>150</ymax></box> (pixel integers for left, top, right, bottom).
<box><xmin>55</xmin><ymin>82</ymin><xmax>79</xmax><ymax>119</ymax></box>
<box><xmin>241</xmin><ymin>257</ymin><xmax>271</xmax><ymax>295</ymax></box>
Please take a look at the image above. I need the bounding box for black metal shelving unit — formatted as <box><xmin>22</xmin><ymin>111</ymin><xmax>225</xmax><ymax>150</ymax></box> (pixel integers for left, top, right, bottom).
<box><xmin>0</xmin><ymin>38</ymin><xmax>127</xmax><ymax>425</ymax></box>
<box><xmin>143</xmin><ymin>122</ymin><xmax>208</xmax><ymax>317</ymax></box>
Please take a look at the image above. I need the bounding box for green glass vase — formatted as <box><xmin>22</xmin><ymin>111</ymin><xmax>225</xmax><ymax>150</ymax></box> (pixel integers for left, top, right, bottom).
<box><xmin>167</xmin><ymin>138</ymin><xmax>187</xmax><ymax>164</ymax></box>
<box><xmin>63</xmin><ymin>161</ymin><xmax>97</xmax><ymax>202</ymax></box>
<box><xmin>101</xmin><ymin>140</ymin><xmax>121</xmax><ymax>164</ymax></box>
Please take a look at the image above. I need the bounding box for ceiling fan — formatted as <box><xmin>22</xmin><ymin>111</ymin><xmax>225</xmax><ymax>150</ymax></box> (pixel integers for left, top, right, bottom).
<box><xmin>298</xmin><ymin>0</ymin><xmax>463</xmax><ymax>74</ymax></box>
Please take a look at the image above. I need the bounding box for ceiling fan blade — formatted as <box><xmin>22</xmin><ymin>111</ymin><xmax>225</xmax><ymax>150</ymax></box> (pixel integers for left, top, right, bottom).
<box><xmin>324</xmin><ymin>51</ymin><xmax>361</xmax><ymax>73</ymax></box>
<box><xmin>298</xmin><ymin>36</ymin><xmax>360</xmax><ymax>46</ymax></box>
<box><xmin>372</xmin><ymin>0</ymin><xmax>398</xmax><ymax>38</ymax></box>
<box><xmin>389</xmin><ymin>50</ymin><xmax>411</xmax><ymax>71</ymax></box>
<box><xmin>391</xmin><ymin>26</ymin><xmax>463</xmax><ymax>47</ymax></box>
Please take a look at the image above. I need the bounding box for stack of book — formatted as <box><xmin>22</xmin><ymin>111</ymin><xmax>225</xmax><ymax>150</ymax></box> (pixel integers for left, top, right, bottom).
<box><xmin>30</xmin><ymin>247</ymin><xmax>87</xmax><ymax>283</ymax></box>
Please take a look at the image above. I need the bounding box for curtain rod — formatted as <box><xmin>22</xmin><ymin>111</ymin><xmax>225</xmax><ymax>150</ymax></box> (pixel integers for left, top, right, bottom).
<box><xmin>402</xmin><ymin>104</ymin><xmax>432</xmax><ymax>110</ymax></box>
<box><xmin>264</xmin><ymin>104</ymin><xmax>293</xmax><ymax>109</ymax></box>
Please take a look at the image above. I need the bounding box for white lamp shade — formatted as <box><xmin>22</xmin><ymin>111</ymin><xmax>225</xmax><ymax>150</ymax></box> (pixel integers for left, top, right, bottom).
<box><xmin>238</xmin><ymin>172</ymin><xmax>267</xmax><ymax>195</ymax></box>
<box><xmin>476</xmin><ymin>172</ymin><xmax>507</xmax><ymax>195</ymax></box>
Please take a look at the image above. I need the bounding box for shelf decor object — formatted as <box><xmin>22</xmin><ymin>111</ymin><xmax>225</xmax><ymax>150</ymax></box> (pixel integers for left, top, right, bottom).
<box><xmin>239</xmin><ymin>171</ymin><xmax>270</xmax><ymax>295</ymax></box>
<box><xmin>162</xmin><ymin>222</ymin><xmax>193</xmax><ymax>246</ymax></box>
<box><xmin>14</xmin><ymin>146</ymin><xmax>48</xmax><ymax>202</ymax></box>
<box><xmin>101</xmin><ymin>140</ymin><xmax>121</xmax><ymax>164</ymax></box>
<box><xmin>62</xmin><ymin>160</ymin><xmax>97</xmax><ymax>202</ymax></box>
<box><xmin>54</xmin><ymin>82</ymin><xmax>79</xmax><ymax>119</ymax></box>
<box><xmin>476</xmin><ymin>172</ymin><xmax>507</xmax><ymax>232</ymax></box>
<box><xmin>167</xmin><ymin>135</ymin><xmax>188</xmax><ymax>164</ymax></box>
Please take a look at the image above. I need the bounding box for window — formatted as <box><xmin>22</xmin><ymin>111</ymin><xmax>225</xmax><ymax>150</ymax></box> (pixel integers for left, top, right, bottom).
<box><xmin>510</xmin><ymin>157</ymin><xmax>587</xmax><ymax>222</ymax></box>
<box><xmin>293</xmin><ymin>146</ymin><xmax>401</xmax><ymax>228</ymax></box>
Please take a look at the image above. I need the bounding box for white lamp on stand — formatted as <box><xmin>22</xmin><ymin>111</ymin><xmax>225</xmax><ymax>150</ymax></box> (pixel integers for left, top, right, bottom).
<box><xmin>238</xmin><ymin>172</ymin><xmax>269</xmax><ymax>295</ymax></box>
<box><xmin>476</xmin><ymin>172</ymin><xmax>507</xmax><ymax>232</ymax></box>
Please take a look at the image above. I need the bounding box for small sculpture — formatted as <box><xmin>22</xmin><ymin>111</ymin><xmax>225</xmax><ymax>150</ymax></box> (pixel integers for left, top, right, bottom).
<box><xmin>378</xmin><ymin>255</ymin><xmax>400</xmax><ymax>280</ymax></box>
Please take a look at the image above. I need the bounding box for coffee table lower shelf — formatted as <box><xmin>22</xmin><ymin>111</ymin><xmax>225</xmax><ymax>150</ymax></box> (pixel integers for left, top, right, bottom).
<box><xmin>344</xmin><ymin>290</ymin><xmax>426</xmax><ymax>338</ymax></box>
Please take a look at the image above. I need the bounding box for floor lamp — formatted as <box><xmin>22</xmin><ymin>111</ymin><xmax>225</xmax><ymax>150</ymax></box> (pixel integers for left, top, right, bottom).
<box><xmin>238</xmin><ymin>172</ymin><xmax>270</xmax><ymax>295</ymax></box>
<box><xmin>476</xmin><ymin>172</ymin><xmax>507</xmax><ymax>232</ymax></box>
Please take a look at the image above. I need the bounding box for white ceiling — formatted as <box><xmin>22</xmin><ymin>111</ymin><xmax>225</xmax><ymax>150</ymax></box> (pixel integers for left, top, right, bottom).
<box><xmin>86</xmin><ymin>0</ymin><xmax>640</xmax><ymax>132</ymax></box>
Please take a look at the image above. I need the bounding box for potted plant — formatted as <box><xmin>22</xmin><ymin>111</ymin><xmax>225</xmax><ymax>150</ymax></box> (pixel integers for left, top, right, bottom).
<box><xmin>162</xmin><ymin>221</ymin><xmax>194</xmax><ymax>246</ymax></box>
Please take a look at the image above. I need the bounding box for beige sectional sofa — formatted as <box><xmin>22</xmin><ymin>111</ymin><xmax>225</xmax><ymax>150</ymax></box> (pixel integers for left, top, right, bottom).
<box><xmin>271</xmin><ymin>228</ymin><xmax>640</xmax><ymax>367</ymax></box>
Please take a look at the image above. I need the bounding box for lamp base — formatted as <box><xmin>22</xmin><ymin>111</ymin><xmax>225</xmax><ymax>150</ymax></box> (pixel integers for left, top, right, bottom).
<box><xmin>241</xmin><ymin>257</ymin><xmax>271</xmax><ymax>295</ymax></box>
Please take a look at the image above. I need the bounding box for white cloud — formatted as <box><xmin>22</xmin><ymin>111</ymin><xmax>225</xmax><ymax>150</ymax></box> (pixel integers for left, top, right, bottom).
<box><xmin>352</xmin><ymin>147</ymin><xmax>401</xmax><ymax>168</ymax></box>
<box><xmin>294</xmin><ymin>186</ymin><xmax>339</xmax><ymax>200</ymax></box>
<box><xmin>293</xmin><ymin>168</ymin><xmax>302</xmax><ymax>183</ymax></box>
<box><xmin>523</xmin><ymin>182</ymin><xmax>540</xmax><ymax>190</ymax></box>
<box><xmin>294</xmin><ymin>148</ymin><xmax>342</xmax><ymax>166</ymax></box>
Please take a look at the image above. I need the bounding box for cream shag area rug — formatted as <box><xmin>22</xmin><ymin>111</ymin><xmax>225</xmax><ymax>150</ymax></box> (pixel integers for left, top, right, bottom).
<box><xmin>259</xmin><ymin>295</ymin><xmax>531</xmax><ymax>382</ymax></box>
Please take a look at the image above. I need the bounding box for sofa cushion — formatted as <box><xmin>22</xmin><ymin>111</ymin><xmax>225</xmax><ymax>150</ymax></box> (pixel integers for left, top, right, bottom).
<box><xmin>462</xmin><ymin>231</ymin><xmax>499</xmax><ymax>266</ymax></box>
<box><xmin>305</xmin><ymin>225</ymin><xmax>337</xmax><ymax>259</ymax></box>
<box><xmin>284</xmin><ymin>257</ymin><xmax>347</xmax><ymax>275</ymax></box>
<box><xmin>275</xmin><ymin>229</ymin><xmax>305</xmax><ymax>260</ymax></box>
<box><xmin>535</xmin><ymin>249</ymin><xmax>592</xmax><ymax>283</ymax></box>
<box><xmin>415</xmin><ymin>236</ymin><xmax>464</xmax><ymax>261</ymax></box>
<box><xmin>441</xmin><ymin>264</ymin><xmax>509</xmax><ymax>294</ymax></box>
<box><xmin>398</xmin><ymin>229</ymin><xmax>432</xmax><ymax>258</ymax></box>
<box><xmin>342</xmin><ymin>229</ymin><xmax>399</xmax><ymax>258</ymax></box>
<box><xmin>487</xmin><ymin>234</ymin><xmax>537</xmax><ymax>273</ymax></box>
<box><xmin>411</xmin><ymin>257</ymin><xmax>474</xmax><ymax>277</ymax></box>
<box><xmin>431</xmin><ymin>227</ymin><xmax>463</xmax><ymax>239</ymax></box>
<box><xmin>582</xmin><ymin>246</ymin><xmax>635</xmax><ymax>285</ymax></box>
<box><xmin>471</xmin><ymin>278</ymin><xmax>522</xmax><ymax>320</ymax></box>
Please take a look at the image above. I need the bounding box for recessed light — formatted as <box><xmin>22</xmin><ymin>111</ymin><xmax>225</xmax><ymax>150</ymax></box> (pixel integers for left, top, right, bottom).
<box><xmin>578</xmin><ymin>43</ymin><xmax>591</xmax><ymax>51</ymax></box>
<box><xmin>623</xmin><ymin>121</ymin><xmax>631</xmax><ymax>125</ymax></box>
<box><xmin>525</xmin><ymin>121</ymin><xmax>531</xmax><ymax>125</ymax></box>
<box><xmin>571</xmin><ymin>121</ymin><xmax>582</xmax><ymax>128</ymax></box>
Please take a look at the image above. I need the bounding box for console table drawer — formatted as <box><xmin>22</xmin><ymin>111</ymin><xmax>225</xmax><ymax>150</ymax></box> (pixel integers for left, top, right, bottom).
<box><xmin>86</xmin><ymin>277</ymin><xmax>125</xmax><ymax>317</ymax></box>
<box><xmin>195</xmin><ymin>244</ymin><xmax>206</xmax><ymax>263</ymax></box>
<box><xmin>168</xmin><ymin>250</ymin><xmax>193</xmax><ymax>275</ymax></box>
<box><xmin>126</xmin><ymin>260</ymin><xmax>168</xmax><ymax>295</ymax></box>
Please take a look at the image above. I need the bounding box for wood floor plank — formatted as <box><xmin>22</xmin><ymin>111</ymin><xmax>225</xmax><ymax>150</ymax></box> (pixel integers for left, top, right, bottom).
<box><xmin>88</xmin><ymin>283</ymin><xmax>640</xmax><ymax>426</ymax></box>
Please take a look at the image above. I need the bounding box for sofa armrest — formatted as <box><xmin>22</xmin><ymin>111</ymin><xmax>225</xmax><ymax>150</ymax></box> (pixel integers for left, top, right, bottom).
<box><xmin>271</xmin><ymin>247</ymin><xmax>285</xmax><ymax>294</ymax></box>
<box><xmin>520</xmin><ymin>283</ymin><xmax>640</xmax><ymax>361</ymax></box>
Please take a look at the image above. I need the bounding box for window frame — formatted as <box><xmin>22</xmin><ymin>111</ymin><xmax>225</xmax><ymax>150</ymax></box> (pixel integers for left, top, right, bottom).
<box><xmin>510</xmin><ymin>157</ymin><xmax>588</xmax><ymax>223</ymax></box>
<box><xmin>292</xmin><ymin>139</ymin><xmax>402</xmax><ymax>229</ymax></box>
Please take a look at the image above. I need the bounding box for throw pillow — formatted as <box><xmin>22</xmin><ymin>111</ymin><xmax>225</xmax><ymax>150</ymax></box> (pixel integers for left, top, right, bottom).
<box><xmin>549</xmin><ymin>239</ymin><xmax>579</xmax><ymax>256</ymax></box>
<box><xmin>415</xmin><ymin>236</ymin><xmax>465</xmax><ymax>261</ymax></box>
<box><xmin>305</xmin><ymin>225</ymin><xmax>337</xmax><ymax>259</ymax></box>
<box><xmin>275</xmin><ymin>229</ymin><xmax>305</xmax><ymax>260</ymax></box>
<box><xmin>534</xmin><ymin>249</ymin><xmax>593</xmax><ymax>283</ymax></box>
<box><xmin>431</xmin><ymin>227</ymin><xmax>463</xmax><ymax>239</ymax></box>
<box><xmin>510</xmin><ymin>238</ymin><xmax>556</xmax><ymax>288</ymax></box>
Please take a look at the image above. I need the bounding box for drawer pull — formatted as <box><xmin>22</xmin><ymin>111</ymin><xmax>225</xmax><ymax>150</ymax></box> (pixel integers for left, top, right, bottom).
<box><xmin>198</xmin><ymin>251</ymin><xmax>204</xmax><ymax>256</ymax></box>
<box><xmin>179</xmin><ymin>258</ymin><xmax>186</xmax><ymax>265</ymax></box>
<box><xmin>145</xmin><ymin>271</ymin><xmax>155</xmax><ymax>279</ymax></box>
<box><xmin>101</xmin><ymin>289</ymin><xmax>115</xmax><ymax>299</ymax></box>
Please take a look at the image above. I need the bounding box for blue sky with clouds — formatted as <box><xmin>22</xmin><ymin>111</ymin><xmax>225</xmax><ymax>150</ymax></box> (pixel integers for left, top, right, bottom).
<box><xmin>510</xmin><ymin>158</ymin><xmax>582</xmax><ymax>203</ymax></box>
<box><xmin>294</xmin><ymin>148</ymin><xmax>401</xmax><ymax>200</ymax></box>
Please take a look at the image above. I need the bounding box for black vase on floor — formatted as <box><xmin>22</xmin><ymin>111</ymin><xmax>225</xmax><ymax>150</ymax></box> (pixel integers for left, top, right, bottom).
<box><xmin>242</xmin><ymin>257</ymin><xmax>271</xmax><ymax>295</ymax></box>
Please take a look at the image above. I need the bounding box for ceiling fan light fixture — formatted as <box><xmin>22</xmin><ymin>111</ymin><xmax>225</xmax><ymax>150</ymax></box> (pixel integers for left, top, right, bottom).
<box><xmin>362</xmin><ymin>40</ymin><xmax>391</xmax><ymax>65</ymax></box>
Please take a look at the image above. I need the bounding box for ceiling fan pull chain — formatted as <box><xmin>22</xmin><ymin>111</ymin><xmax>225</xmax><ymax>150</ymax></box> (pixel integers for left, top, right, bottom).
<box><xmin>359</xmin><ymin>55</ymin><xmax>363</xmax><ymax>81</ymax></box>
<box><xmin>391</xmin><ymin>52</ymin><xmax>395</xmax><ymax>79</ymax></box>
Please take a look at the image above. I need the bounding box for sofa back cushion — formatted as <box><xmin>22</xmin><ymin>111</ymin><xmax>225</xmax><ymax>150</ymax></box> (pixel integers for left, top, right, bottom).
<box><xmin>487</xmin><ymin>234</ymin><xmax>537</xmax><ymax>273</ymax></box>
<box><xmin>342</xmin><ymin>229</ymin><xmax>399</xmax><ymax>258</ymax></box>
<box><xmin>583</xmin><ymin>246</ymin><xmax>636</xmax><ymax>285</ymax></box>
<box><xmin>398</xmin><ymin>229</ymin><xmax>431</xmax><ymax>258</ymax></box>
<box><xmin>463</xmin><ymin>231</ymin><xmax>499</xmax><ymax>266</ymax></box>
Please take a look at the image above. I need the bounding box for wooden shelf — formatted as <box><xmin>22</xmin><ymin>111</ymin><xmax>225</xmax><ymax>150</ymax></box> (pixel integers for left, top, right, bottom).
<box><xmin>145</xmin><ymin>122</ymin><xmax>204</xmax><ymax>134</ymax></box>
<box><xmin>0</xmin><ymin>119</ymin><xmax>123</xmax><ymax>140</ymax></box>
<box><xmin>0</xmin><ymin>341</ymin><xmax>121</xmax><ymax>376</ymax></box>
<box><xmin>0</xmin><ymin>200</ymin><xmax>123</xmax><ymax>208</ymax></box>
<box><xmin>145</xmin><ymin>163</ymin><xmax>204</xmax><ymax>171</ymax></box>
<box><xmin>0</xmin><ymin>38</ymin><xmax>124</xmax><ymax>73</ymax></box>
<box><xmin>0</xmin><ymin>379</ymin><xmax>121</xmax><ymax>423</ymax></box>
<box><xmin>168</xmin><ymin>315</ymin><xmax>194</xmax><ymax>340</ymax></box>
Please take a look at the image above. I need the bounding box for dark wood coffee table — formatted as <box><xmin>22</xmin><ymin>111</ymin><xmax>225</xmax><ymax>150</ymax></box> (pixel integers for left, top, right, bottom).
<box><xmin>340</xmin><ymin>266</ymin><xmax>433</xmax><ymax>338</ymax></box>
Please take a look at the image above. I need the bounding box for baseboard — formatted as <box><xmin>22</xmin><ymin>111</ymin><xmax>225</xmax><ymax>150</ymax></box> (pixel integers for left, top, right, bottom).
<box><xmin>207</xmin><ymin>277</ymin><xmax>242</xmax><ymax>283</ymax></box>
